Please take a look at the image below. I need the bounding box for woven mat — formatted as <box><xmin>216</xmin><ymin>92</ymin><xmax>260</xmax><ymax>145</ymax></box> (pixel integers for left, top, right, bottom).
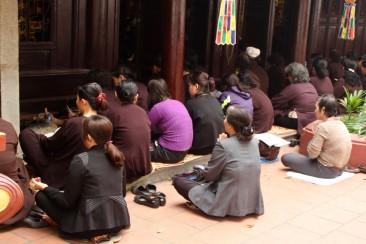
<box><xmin>152</xmin><ymin>154</ymin><xmax>205</xmax><ymax>170</ymax></box>
<box><xmin>268</xmin><ymin>125</ymin><xmax>297</xmax><ymax>136</ymax></box>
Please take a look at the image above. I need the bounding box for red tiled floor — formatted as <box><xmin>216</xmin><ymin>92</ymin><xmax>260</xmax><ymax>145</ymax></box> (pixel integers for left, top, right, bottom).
<box><xmin>1</xmin><ymin>145</ymin><xmax>366</xmax><ymax>243</ymax></box>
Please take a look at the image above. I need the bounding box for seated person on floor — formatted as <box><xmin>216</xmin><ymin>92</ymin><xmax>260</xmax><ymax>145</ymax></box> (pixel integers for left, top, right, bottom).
<box><xmin>219</xmin><ymin>73</ymin><xmax>253</xmax><ymax>117</ymax></box>
<box><xmin>19</xmin><ymin>83</ymin><xmax>108</xmax><ymax>189</ymax></box>
<box><xmin>271</xmin><ymin>62</ymin><xmax>318</xmax><ymax>134</ymax></box>
<box><xmin>173</xmin><ymin>105</ymin><xmax>264</xmax><ymax>217</ymax></box>
<box><xmin>185</xmin><ymin>71</ymin><xmax>224</xmax><ymax>155</ymax></box>
<box><xmin>110</xmin><ymin>64</ymin><xmax>148</xmax><ymax>111</ymax></box>
<box><xmin>82</xmin><ymin>68</ymin><xmax>120</xmax><ymax>117</ymax></box>
<box><xmin>0</xmin><ymin>118</ymin><xmax>35</xmax><ymax>228</ymax></box>
<box><xmin>147</xmin><ymin>78</ymin><xmax>193</xmax><ymax>163</ymax></box>
<box><xmin>238</xmin><ymin>72</ymin><xmax>274</xmax><ymax>133</ymax></box>
<box><xmin>281</xmin><ymin>95</ymin><xmax>352</xmax><ymax>179</ymax></box>
<box><xmin>111</xmin><ymin>79</ymin><xmax>152</xmax><ymax>183</ymax></box>
<box><xmin>30</xmin><ymin>115</ymin><xmax>130</xmax><ymax>241</ymax></box>
<box><xmin>309</xmin><ymin>56</ymin><xmax>334</xmax><ymax>96</ymax></box>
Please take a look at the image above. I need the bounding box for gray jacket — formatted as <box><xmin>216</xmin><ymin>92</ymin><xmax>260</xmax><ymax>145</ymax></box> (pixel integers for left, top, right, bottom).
<box><xmin>189</xmin><ymin>136</ymin><xmax>264</xmax><ymax>217</ymax></box>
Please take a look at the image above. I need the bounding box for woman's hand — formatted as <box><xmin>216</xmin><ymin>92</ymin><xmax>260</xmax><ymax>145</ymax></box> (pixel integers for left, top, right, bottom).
<box><xmin>30</xmin><ymin>177</ymin><xmax>48</xmax><ymax>191</ymax></box>
<box><xmin>217</xmin><ymin>133</ymin><xmax>228</xmax><ymax>142</ymax></box>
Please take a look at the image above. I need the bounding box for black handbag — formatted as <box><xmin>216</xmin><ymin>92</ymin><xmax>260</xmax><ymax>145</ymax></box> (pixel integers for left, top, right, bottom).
<box><xmin>175</xmin><ymin>165</ymin><xmax>206</xmax><ymax>182</ymax></box>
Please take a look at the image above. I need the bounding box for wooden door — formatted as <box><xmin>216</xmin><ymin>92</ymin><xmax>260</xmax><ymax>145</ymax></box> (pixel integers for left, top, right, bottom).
<box><xmin>242</xmin><ymin>0</ymin><xmax>275</xmax><ymax>67</ymax></box>
<box><xmin>307</xmin><ymin>0</ymin><xmax>366</xmax><ymax>60</ymax></box>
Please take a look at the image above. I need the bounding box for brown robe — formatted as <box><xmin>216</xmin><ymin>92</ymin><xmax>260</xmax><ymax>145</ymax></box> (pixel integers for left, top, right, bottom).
<box><xmin>19</xmin><ymin>116</ymin><xmax>87</xmax><ymax>189</ymax></box>
<box><xmin>271</xmin><ymin>83</ymin><xmax>318</xmax><ymax>133</ymax></box>
<box><xmin>0</xmin><ymin>118</ymin><xmax>35</xmax><ymax>226</ymax></box>
<box><xmin>309</xmin><ymin>76</ymin><xmax>334</xmax><ymax>96</ymax></box>
<box><xmin>249</xmin><ymin>63</ymin><xmax>269</xmax><ymax>94</ymax></box>
<box><xmin>108</xmin><ymin>104</ymin><xmax>152</xmax><ymax>183</ymax></box>
<box><xmin>249</xmin><ymin>87</ymin><xmax>274</xmax><ymax>133</ymax></box>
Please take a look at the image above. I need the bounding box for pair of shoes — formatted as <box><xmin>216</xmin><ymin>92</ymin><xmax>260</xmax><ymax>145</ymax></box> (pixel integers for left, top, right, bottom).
<box><xmin>108</xmin><ymin>233</ymin><xmax>122</xmax><ymax>243</ymax></box>
<box><xmin>132</xmin><ymin>184</ymin><xmax>166</xmax><ymax>207</ymax></box>
<box><xmin>91</xmin><ymin>234</ymin><xmax>112</xmax><ymax>244</ymax></box>
<box><xmin>15</xmin><ymin>215</ymin><xmax>49</xmax><ymax>228</ymax></box>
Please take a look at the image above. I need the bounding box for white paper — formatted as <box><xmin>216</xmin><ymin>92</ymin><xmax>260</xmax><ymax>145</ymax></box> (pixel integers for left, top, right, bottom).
<box><xmin>254</xmin><ymin>132</ymin><xmax>290</xmax><ymax>147</ymax></box>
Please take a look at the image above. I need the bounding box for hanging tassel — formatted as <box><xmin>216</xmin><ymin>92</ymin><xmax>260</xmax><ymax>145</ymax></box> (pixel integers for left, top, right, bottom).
<box><xmin>338</xmin><ymin>0</ymin><xmax>356</xmax><ymax>40</ymax></box>
<box><xmin>215</xmin><ymin>0</ymin><xmax>236</xmax><ymax>45</ymax></box>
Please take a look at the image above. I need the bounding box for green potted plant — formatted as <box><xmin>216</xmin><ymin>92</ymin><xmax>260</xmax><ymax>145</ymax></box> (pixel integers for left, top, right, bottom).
<box><xmin>339</xmin><ymin>88</ymin><xmax>366</xmax><ymax>136</ymax></box>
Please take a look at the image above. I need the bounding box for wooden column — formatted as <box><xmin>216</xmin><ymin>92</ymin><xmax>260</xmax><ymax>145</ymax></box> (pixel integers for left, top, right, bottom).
<box><xmin>289</xmin><ymin>0</ymin><xmax>311</xmax><ymax>64</ymax></box>
<box><xmin>161</xmin><ymin>0</ymin><xmax>186</xmax><ymax>101</ymax></box>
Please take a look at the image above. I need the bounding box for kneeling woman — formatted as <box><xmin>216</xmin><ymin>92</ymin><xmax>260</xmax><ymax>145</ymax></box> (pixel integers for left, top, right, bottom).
<box><xmin>30</xmin><ymin>115</ymin><xmax>130</xmax><ymax>241</ymax></box>
<box><xmin>173</xmin><ymin>106</ymin><xmax>264</xmax><ymax>217</ymax></box>
<box><xmin>281</xmin><ymin>94</ymin><xmax>352</xmax><ymax>178</ymax></box>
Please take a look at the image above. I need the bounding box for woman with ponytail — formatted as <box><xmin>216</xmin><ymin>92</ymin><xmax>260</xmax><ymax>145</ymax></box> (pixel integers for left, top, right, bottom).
<box><xmin>185</xmin><ymin>71</ymin><xmax>224</xmax><ymax>155</ymax></box>
<box><xmin>20</xmin><ymin>83</ymin><xmax>108</xmax><ymax>189</ymax></box>
<box><xmin>173</xmin><ymin>105</ymin><xmax>264</xmax><ymax>217</ymax></box>
<box><xmin>30</xmin><ymin>115</ymin><xmax>130</xmax><ymax>242</ymax></box>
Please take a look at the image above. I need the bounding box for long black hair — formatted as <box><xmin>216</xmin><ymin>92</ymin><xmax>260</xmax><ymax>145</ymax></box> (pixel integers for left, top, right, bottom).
<box><xmin>82</xmin><ymin>115</ymin><xmax>125</xmax><ymax>167</ymax></box>
<box><xmin>147</xmin><ymin>78</ymin><xmax>171</xmax><ymax>109</ymax></box>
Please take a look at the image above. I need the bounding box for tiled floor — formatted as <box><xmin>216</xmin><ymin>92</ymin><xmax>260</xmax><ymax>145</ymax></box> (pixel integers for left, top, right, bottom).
<box><xmin>1</xmin><ymin>145</ymin><xmax>366</xmax><ymax>244</ymax></box>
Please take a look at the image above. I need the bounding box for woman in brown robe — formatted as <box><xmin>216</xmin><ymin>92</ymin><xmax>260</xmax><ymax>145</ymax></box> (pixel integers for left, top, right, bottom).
<box><xmin>110</xmin><ymin>79</ymin><xmax>152</xmax><ymax>183</ymax></box>
<box><xmin>19</xmin><ymin>83</ymin><xmax>108</xmax><ymax>189</ymax></box>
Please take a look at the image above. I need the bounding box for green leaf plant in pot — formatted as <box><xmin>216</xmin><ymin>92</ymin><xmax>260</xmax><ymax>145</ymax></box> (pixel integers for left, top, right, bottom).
<box><xmin>339</xmin><ymin>87</ymin><xmax>366</xmax><ymax>136</ymax></box>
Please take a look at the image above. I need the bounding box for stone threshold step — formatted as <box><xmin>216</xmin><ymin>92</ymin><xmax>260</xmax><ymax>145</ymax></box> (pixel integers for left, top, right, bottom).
<box><xmin>126</xmin><ymin>154</ymin><xmax>210</xmax><ymax>191</ymax></box>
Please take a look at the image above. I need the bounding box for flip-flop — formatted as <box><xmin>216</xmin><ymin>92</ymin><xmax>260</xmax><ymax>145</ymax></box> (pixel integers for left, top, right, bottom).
<box><xmin>134</xmin><ymin>195</ymin><xmax>160</xmax><ymax>208</ymax></box>
<box><xmin>358</xmin><ymin>165</ymin><xmax>366</xmax><ymax>174</ymax></box>
<box><xmin>344</xmin><ymin>165</ymin><xmax>360</xmax><ymax>173</ymax></box>
<box><xmin>108</xmin><ymin>233</ymin><xmax>121</xmax><ymax>243</ymax></box>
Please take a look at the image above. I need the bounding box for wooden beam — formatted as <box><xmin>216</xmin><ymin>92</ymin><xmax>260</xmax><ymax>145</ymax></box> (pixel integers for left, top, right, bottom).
<box><xmin>161</xmin><ymin>0</ymin><xmax>186</xmax><ymax>101</ymax></box>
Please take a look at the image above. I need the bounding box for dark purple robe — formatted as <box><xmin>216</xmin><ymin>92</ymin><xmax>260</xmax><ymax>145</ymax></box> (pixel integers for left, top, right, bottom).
<box><xmin>108</xmin><ymin>104</ymin><xmax>152</xmax><ymax>183</ymax></box>
<box><xmin>271</xmin><ymin>83</ymin><xmax>318</xmax><ymax>133</ymax></box>
<box><xmin>249</xmin><ymin>88</ymin><xmax>274</xmax><ymax>133</ymax></box>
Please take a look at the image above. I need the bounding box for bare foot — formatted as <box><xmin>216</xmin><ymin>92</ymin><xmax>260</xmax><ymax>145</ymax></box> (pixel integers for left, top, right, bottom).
<box><xmin>42</xmin><ymin>214</ymin><xmax>57</xmax><ymax>226</ymax></box>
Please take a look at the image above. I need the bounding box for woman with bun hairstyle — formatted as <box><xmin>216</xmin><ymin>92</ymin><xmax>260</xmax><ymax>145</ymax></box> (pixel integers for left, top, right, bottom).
<box><xmin>173</xmin><ymin>105</ymin><xmax>264</xmax><ymax>217</ymax></box>
<box><xmin>110</xmin><ymin>64</ymin><xmax>148</xmax><ymax>110</ymax></box>
<box><xmin>309</xmin><ymin>56</ymin><xmax>334</xmax><ymax>96</ymax></box>
<box><xmin>185</xmin><ymin>71</ymin><xmax>224</xmax><ymax>155</ymax></box>
<box><xmin>30</xmin><ymin>115</ymin><xmax>130</xmax><ymax>242</ymax></box>
<box><xmin>111</xmin><ymin>79</ymin><xmax>152</xmax><ymax>183</ymax></box>
<box><xmin>20</xmin><ymin>83</ymin><xmax>108</xmax><ymax>189</ymax></box>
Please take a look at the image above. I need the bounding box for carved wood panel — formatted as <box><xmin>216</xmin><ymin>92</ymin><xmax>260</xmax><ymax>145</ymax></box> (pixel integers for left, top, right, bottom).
<box><xmin>308</xmin><ymin>0</ymin><xmax>366</xmax><ymax>61</ymax></box>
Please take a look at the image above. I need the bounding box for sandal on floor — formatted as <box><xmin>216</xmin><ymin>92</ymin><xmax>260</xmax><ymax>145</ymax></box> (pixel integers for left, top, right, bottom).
<box><xmin>134</xmin><ymin>195</ymin><xmax>160</xmax><ymax>208</ymax></box>
<box><xmin>358</xmin><ymin>165</ymin><xmax>366</xmax><ymax>174</ymax></box>
<box><xmin>90</xmin><ymin>234</ymin><xmax>112</xmax><ymax>244</ymax></box>
<box><xmin>131</xmin><ymin>185</ymin><xmax>152</xmax><ymax>196</ymax></box>
<box><xmin>289</xmin><ymin>139</ymin><xmax>300</xmax><ymax>147</ymax></box>
<box><xmin>344</xmin><ymin>165</ymin><xmax>360</xmax><ymax>173</ymax></box>
<box><xmin>108</xmin><ymin>233</ymin><xmax>121</xmax><ymax>243</ymax></box>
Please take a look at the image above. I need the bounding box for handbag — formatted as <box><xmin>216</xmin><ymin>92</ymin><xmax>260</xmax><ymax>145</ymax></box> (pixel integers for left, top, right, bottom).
<box><xmin>258</xmin><ymin>140</ymin><xmax>280</xmax><ymax>161</ymax></box>
<box><xmin>175</xmin><ymin>165</ymin><xmax>205</xmax><ymax>182</ymax></box>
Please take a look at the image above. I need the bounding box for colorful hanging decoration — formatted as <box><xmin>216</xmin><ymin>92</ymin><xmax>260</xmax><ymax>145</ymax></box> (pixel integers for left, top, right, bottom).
<box><xmin>215</xmin><ymin>0</ymin><xmax>236</xmax><ymax>45</ymax></box>
<box><xmin>338</xmin><ymin>0</ymin><xmax>357</xmax><ymax>40</ymax></box>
